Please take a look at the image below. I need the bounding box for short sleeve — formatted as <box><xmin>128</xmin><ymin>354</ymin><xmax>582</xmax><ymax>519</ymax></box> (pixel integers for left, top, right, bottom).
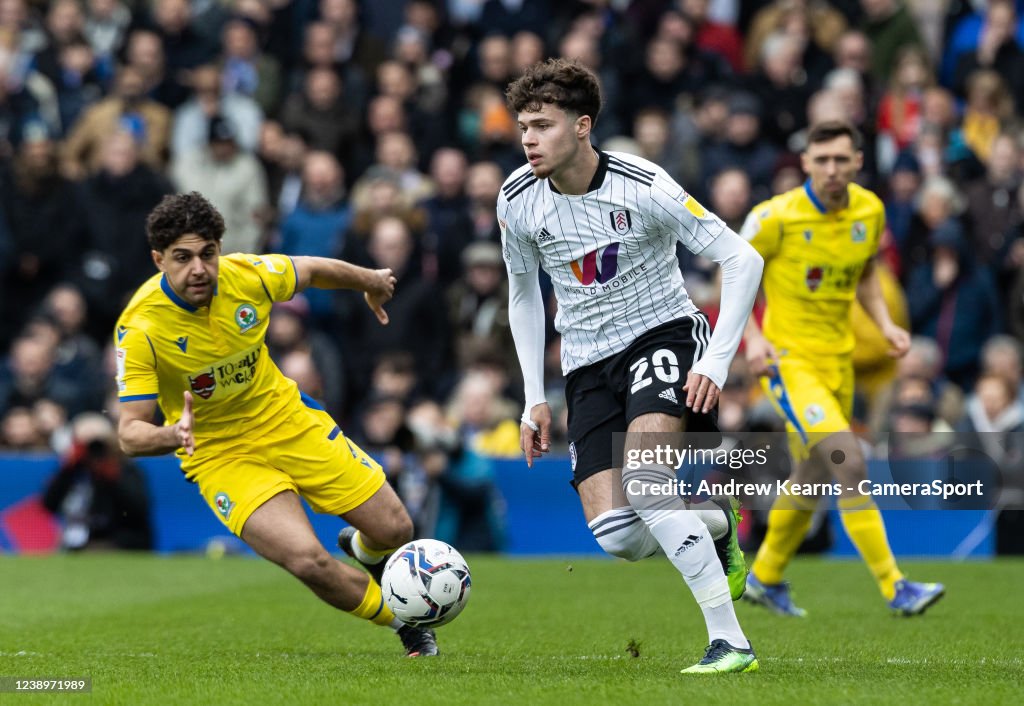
<box><xmin>252</xmin><ymin>254</ymin><xmax>298</xmax><ymax>302</ymax></box>
<box><xmin>498</xmin><ymin>193</ymin><xmax>540</xmax><ymax>275</ymax></box>
<box><xmin>739</xmin><ymin>200</ymin><xmax>783</xmax><ymax>260</ymax></box>
<box><xmin>114</xmin><ymin>322</ymin><xmax>159</xmax><ymax>402</ymax></box>
<box><xmin>648</xmin><ymin>168</ymin><xmax>726</xmax><ymax>254</ymax></box>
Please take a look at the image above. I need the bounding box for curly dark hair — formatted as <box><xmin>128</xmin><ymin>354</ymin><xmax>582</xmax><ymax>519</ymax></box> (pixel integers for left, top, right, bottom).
<box><xmin>505</xmin><ymin>58</ymin><xmax>602</xmax><ymax>126</ymax></box>
<box><xmin>146</xmin><ymin>192</ymin><xmax>226</xmax><ymax>251</ymax></box>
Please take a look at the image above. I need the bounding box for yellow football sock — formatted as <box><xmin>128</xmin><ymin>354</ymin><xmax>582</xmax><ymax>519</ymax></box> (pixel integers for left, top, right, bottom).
<box><xmin>751</xmin><ymin>494</ymin><xmax>818</xmax><ymax>585</ymax></box>
<box><xmin>354</xmin><ymin>530</ymin><xmax>394</xmax><ymax>564</ymax></box>
<box><xmin>838</xmin><ymin>496</ymin><xmax>903</xmax><ymax>600</ymax></box>
<box><xmin>348</xmin><ymin>578</ymin><xmax>396</xmax><ymax>626</ymax></box>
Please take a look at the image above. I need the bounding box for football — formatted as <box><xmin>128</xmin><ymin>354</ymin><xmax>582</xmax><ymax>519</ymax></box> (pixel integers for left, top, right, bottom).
<box><xmin>382</xmin><ymin>539</ymin><xmax>472</xmax><ymax>627</ymax></box>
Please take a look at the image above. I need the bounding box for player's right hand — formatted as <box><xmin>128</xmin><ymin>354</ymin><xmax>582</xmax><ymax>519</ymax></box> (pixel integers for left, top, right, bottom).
<box><xmin>521</xmin><ymin>402</ymin><xmax>551</xmax><ymax>469</ymax></box>
<box><xmin>745</xmin><ymin>334</ymin><xmax>778</xmax><ymax>377</ymax></box>
<box><xmin>364</xmin><ymin>268</ymin><xmax>397</xmax><ymax>325</ymax></box>
<box><xmin>177</xmin><ymin>391</ymin><xmax>195</xmax><ymax>456</ymax></box>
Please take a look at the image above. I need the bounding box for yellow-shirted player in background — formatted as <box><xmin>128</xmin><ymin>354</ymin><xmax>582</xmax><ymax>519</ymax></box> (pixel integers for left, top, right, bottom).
<box><xmin>115</xmin><ymin>192</ymin><xmax>439</xmax><ymax>656</ymax></box>
<box><xmin>739</xmin><ymin>121</ymin><xmax>945</xmax><ymax>616</ymax></box>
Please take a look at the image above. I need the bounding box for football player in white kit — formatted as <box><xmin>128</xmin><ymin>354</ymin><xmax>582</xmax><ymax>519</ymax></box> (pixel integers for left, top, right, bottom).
<box><xmin>500</xmin><ymin>59</ymin><xmax>764</xmax><ymax>674</ymax></box>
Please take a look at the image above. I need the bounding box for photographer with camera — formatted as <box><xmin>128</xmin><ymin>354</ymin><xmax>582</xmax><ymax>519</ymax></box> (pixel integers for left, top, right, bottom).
<box><xmin>42</xmin><ymin>412</ymin><xmax>153</xmax><ymax>551</ymax></box>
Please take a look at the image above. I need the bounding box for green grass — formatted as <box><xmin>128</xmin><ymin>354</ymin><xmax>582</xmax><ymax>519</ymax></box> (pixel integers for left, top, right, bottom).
<box><xmin>1</xmin><ymin>554</ymin><xmax>1020</xmax><ymax>705</ymax></box>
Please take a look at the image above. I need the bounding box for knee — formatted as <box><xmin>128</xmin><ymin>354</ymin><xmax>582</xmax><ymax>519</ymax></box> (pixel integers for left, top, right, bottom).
<box><xmin>365</xmin><ymin>510</ymin><xmax>414</xmax><ymax>550</ymax></box>
<box><xmin>284</xmin><ymin>546</ymin><xmax>334</xmax><ymax>584</ymax></box>
<box><xmin>589</xmin><ymin>509</ymin><xmax>660</xmax><ymax>562</ymax></box>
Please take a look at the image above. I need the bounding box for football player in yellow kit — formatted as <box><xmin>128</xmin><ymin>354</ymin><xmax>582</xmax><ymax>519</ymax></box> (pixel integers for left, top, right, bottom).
<box><xmin>740</xmin><ymin>122</ymin><xmax>945</xmax><ymax>617</ymax></box>
<box><xmin>115</xmin><ymin>192</ymin><xmax>437</xmax><ymax>656</ymax></box>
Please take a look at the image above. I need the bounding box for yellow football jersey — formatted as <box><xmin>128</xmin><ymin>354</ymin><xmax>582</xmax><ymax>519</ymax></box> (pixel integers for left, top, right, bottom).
<box><xmin>115</xmin><ymin>253</ymin><xmax>301</xmax><ymax>455</ymax></box>
<box><xmin>740</xmin><ymin>181</ymin><xmax>884</xmax><ymax>357</ymax></box>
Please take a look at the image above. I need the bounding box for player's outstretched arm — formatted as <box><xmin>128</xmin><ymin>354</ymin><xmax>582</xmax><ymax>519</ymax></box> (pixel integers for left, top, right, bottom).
<box><xmin>856</xmin><ymin>257</ymin><xmax>910</xmax><ymax>358</ymax></box>
<box><xmin>118</xmin><ymin>392</ymin><xmax>195</xmax><ymax>457</ymax></box>
<box><xmin>507</xmin><ymin>267</ymin><xmax>550</xmax><ymax>467</ymax></box>
<box><xmin>292</xmin><ymin>256</ymin><xmax>397</xmax><ymax>324</ymax></box>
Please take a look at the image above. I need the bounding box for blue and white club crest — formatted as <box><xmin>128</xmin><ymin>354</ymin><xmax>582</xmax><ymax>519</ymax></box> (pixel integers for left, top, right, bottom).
<box><xmin>235</xmin><ymin>303</ymin><xmax>260</xmax><ymax>332</ymax></box>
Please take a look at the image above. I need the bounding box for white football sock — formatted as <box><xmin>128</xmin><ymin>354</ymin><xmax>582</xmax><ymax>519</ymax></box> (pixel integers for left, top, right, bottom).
<box><xmin>351</xmin><ymin>530</ymin><xmax>388</xmax><ymax>565</ymax></box>
<box><xmin>687</xmin><ymin>500</ymin><xmax>729</xmax><ymax>541</ymax></box>
<box><xmin>624</xmin><ymin>465</ymin><xmax>748</xmax><ymax>648</ymax></box>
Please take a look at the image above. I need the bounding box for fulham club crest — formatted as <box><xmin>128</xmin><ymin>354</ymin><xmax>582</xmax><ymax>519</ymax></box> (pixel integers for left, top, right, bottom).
<box><xmin>609</xmin><ymin>209</ymin><xmax>632</xmax><ymax>235</ymax></box>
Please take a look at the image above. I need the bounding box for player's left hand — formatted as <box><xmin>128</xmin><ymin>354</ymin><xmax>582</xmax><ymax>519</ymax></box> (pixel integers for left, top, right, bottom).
<box><xmin>364</xmin><ymin>268</ymin><xmax>397</xmax><ymax>325</ymax></box>
<box><xmin>683</xmin><ymin>371</ymin><xmax>720</xmax><ymax>414</ymax></box>
<box><xmin>882</xmin><ymin>322</ymin><xmax>911</xmax><ymax>358</ymax></box>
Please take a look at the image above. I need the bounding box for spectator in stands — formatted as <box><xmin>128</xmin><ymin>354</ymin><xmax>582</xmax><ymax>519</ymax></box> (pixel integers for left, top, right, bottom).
<box><xmin>32</xmin><ymin>0</ymin><xmax>85</xmax><ymax>87</ymax></box>
<box><xmin>278</xmin><ymin>151</ymin><xmax>349</xmax><ymax>321</ymax></box>
<box><xmin>464</xmin><ymin>160</ymin><xmax>503</xmax><ymax>245</ymax></box>
<box><xmin>860</xmin><ymin>0</ymin><xmax>925</xmax><ymax>82</ymax></box>
<box><xmin>257</xmin><ymin>122</ymin><xmax>306</xmax><ymax>222</ymax></box>
<box><xmin>680</xmin><ymin>0</ymin><xmax>744</xmax><ymax>73</ymax></box>
<box><xmin>279</xmin><ymin>65</ymin><xmax>360</xmax><ymax>165</ymax></box>
<box><xmin>146</xmin><ymin>0</ymin><xmax>217</xmax><ymax>74</ymax></box>
<box><xmin>83</xmin><ymin>0</ymin><xmax>131</xmax><ymax>75</ymax></box>
<box><xmin>833</xmin><ymin>29</ymin><xmax>875</xmax><ymax>98</ymax></box>
<box><xmin>53</xmin><ymin>37</ymin><xmax>105</xmax><ymax>136</ymax></box>
<box><xmin>446</xmin><ymin>242</ymin><xmax>514</xmax><ymax>373</ymax></box>
<box><xmin>218</xmin><ymin>16</ymin><xmax>282</xmax><ymax>117</ymax></box>
<box><xmin>1</xmin><ymin>406</ymin><xmax>48</xmax><ymax>450</ymax></box>
<box><xmin>41</xmin><ymin>284</ymin><xmax>104</xmax><ymax>405</ymax></box>
<box><xmin>745</xmin><ymin>32</ymin><xmax>815</xmax><ymax>149</ymax></box>
<box><xmin>171</xmin><ymin>63</ymin><xmax>262</xmax><ymax>157</ymax></box>
<box><xmin>342</xmin><ymin>215</ymin><xmax>450</xmax><ymax>399</ymax></box>
<box><xmin>952</xmin><ymin>0</ymin><xmax>1024</xmax><ymax>114</ymax></box>
<box><xmin>171</xmin><ymin>114</ymin><xmax>269</xmax><ymax>254</ymax></box>
<box><xmin>75</xmin><ymin>129</ymin><xmax>173</xmax><ymax>335</ymax></box>
<box><xmin>960</xmin><ymin>69</ymin><xmax>1013</xmax><ymax>164</ymax></box>
<box><xmin>42</xmin><ymin>412</ymin><xmax>153</xmax><ymax>551</ymax></box>
<box><xmin>348</xmin><ymin>93</ymin><xmax>407</xmax><ymax>183</ymax></box>
<box><xmin>0</xmin><ymin>124</ymin><xmax>84</xmax><ymax>339</ymax></box>
<box><xmin>709</xmin><ymin>168</ymin><xmax>753</xmax><ymax>232</ymax></box>
<box><xmin>876</xmin><ymin>45</ymin><xmax>933</xmax><ymax>158</ymax></box>
<box><xmin>956</xmin><ymin>373</ymin><xmax>1024</xmax><ymax>475</ymax></box>
<box><xmin>702</xmin><ymin>91</ymin><xmax>778</xmax><ymax>202</ymax></box>
<box><xmin>61</xmin><ymin>64</ymin><xmax>171</xmax><ymax>178</ymax></box>
<box><xmin>123</xmin><ymin>28</ymin><xmax>188</xmax><ymax>108</ymax></box>
<box><xmin>903</xmin><ymin>175</ymin><xmax>965</xmax><ymax>282</ymax></box>
<box><xmin>319</xmin><ymin>0</ymin><xmax>388</xmax><ymax>80</ymax></box>
<box><xmin>631</xmin><ymin>106</ymin><xmax>688</xmax><ymax>186</ymax></box>
<box><xmin>420</xmin><ymin>146</ymin><xmax>471</xmax><ymax>285</ymax></box>
<box><xmin>884</xmin><ymin>150</ymin><xmax>922</xmax><ymax>260</ymax></box>
<box><xmin>347</xmin><ymin>171</ymin><xmax>427</xmax><ymax>245</ymax></box>
<box><xmin>964</xmin><ymin>133</ymin><xmax>1022</xmax><ymax>278</ymax></box>
<box><xmin>907</xmin><ymin>218</ymin><xmax>1002</xmax><ymax>388</ymax></box>
<box><xmin>745</xmin><ymin>0</ymin><xmax>847</xmax><ymax>75</ymax></box>
<box><xmin>978</xmin><ymin>335</ymin><xmax>1024</xmax><ymax>402</ymax></box>
<box><xmin>356</xmin><ymin>130</ymin><xmax>434</xmax><ymax>206</ymax></box>
<box><xmin>369</xmin><ymin>352</ymin><xmax>420</xmax><ymax>405</ymax></box>
<box><xmin>0</xmin><ymin>333</ymin><xmax>87</xmax><ymax>417</ymax></box>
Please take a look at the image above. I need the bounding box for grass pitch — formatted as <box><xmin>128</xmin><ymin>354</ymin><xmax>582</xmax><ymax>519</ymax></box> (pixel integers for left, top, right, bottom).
<box><xmin>1</xmin><ymin>553</ymin><xmax>1020</xmax><ymax>705</ymax></box>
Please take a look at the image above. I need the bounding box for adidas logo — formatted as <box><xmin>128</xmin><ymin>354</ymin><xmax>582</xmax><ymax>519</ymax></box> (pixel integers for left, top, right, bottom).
<box><xmin>538</xmin><ymin>227</ymin><xmax>555</xmax><ymax>243</ymax></box>
<box><xmin>674</xmin><ymin>534</ymin><xmax>703</xmax><ymax>556</ymax></box>
<box><xmin>658</xmin><ymin>387</ymin><xmax>678</xmax><ymax>403</ymax></box>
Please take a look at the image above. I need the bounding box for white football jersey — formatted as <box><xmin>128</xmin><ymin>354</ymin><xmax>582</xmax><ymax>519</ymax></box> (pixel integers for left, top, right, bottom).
<box><xmin>499</xmin><ymin>150</ymin><xmax>725</xmax><ymax>374</ymax></box>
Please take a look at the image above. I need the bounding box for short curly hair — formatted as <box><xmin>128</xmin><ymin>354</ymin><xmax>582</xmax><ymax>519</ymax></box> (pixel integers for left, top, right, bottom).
<box><xmin>146</xmin><ymin>192</ymin><xmax>226</xmax><ymax>251</ymax></box>
<box><xmin>505</xmin><ymin>58</ymin><xmax>602</xmax><ymax>126</ymax></box>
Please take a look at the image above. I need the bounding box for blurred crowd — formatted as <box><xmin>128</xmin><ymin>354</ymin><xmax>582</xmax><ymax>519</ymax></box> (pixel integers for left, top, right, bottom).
<box><xmin>3</xmin><ymin>0</ymin><xmax>1024</xmax><ymax>550</ymax></box>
